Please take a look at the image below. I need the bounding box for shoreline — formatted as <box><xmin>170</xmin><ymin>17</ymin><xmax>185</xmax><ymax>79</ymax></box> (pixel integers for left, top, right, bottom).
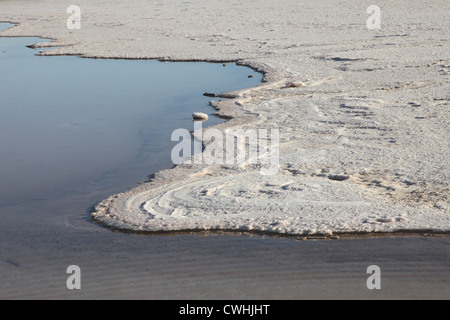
<box><xmin>91</xmin><ymin>215</ymin><xmax>450</xmax><ymax>240</ymax></box>
<box><xmin>1</xmin><ymin>0</ymin><xmax>449</xmax><ymax>238</ymax></box>
<box><xmin>0</xmin><ymin>3</ymin><xmax>449</xmax><ymax>299</ymax></box>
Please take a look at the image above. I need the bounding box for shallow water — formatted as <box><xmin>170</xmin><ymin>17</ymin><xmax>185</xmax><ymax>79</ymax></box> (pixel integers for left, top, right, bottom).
<box><xmin>0</xmin><ymin>23</ymin><xmax>448</xmax><ymax>300</ymax></box>
<box><xmin>0</xmin><ymin>23</ymin><xmax>262</xmax><ymax>207</ymax></box>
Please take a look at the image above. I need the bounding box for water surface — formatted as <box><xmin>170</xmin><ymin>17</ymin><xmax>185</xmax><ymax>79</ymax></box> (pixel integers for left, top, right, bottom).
<box><xmin>0</xmin><ymin>23</ymin><xmax>262</xmax><ymax>207</ymax></box>
<box><xmin>0</xmin><ymin>23</ymin><xmax>448</xmax><ymax>300</ymax></box>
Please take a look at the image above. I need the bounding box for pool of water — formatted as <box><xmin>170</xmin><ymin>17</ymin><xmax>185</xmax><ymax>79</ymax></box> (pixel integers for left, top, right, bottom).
<box><xmin>0</xmin><ymin>23</ymin><xmax>262</xmax><ymax>208</ymax></box>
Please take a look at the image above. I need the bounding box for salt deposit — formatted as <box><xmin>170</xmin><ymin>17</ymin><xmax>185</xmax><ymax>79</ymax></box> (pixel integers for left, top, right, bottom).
<box><xmin>193</xmin><ymin>112</ymin><xmax>209</xmax><ymax>120</ymax></box>
<box><xmin>1</xmin><ymin>0</ymin><xmax>449</xmax><ymax>235</ymax></box>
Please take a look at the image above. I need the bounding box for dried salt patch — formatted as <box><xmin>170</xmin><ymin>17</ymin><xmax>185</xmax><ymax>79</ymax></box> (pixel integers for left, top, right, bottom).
<box><xmin>192</xmin><ymin>112</ymin><xmax>209</xmax><ymax>120</ymax></box>
<box><xmin>286</xmin><ymin>81</ymin><xmax>305</xmax><ymax>88</ymax></box>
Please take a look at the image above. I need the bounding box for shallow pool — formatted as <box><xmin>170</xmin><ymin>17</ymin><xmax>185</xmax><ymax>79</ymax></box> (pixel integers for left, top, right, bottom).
<box><xmin>0</xmin><ymin>23</ymin><xmax>262</xmax><ymax>208</ymax></box>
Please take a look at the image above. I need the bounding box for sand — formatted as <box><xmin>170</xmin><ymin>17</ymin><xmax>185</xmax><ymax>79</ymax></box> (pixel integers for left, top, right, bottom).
<box><xmin>1</xmin><ymin>0</ymin><xmax>449</xmax><ymax>236</ymax></box>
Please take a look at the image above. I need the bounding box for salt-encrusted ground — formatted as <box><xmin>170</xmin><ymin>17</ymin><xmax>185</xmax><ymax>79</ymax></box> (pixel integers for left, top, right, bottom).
<box><xmin>1</xmin><ymin>0</ymin><xmax>449</xmax><ymax>235</ymax></box>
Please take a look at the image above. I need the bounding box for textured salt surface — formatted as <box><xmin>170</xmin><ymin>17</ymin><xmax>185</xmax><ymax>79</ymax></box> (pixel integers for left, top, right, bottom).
<box><xmin>1</xmin><ymin>0</ymin><xmax>449</xmax><ymax>236</ymax></box>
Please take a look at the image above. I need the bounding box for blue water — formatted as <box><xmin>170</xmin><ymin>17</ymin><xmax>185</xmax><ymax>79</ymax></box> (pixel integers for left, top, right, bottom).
<box><xmin>0</xmin><ymin>22</ymin><xmax>263</xmax><ymax>299</ymax></box>
<box><xmin>0</xmin><ymin>23</ymin><xmax>262</xmax><ymax>207</ymax></box>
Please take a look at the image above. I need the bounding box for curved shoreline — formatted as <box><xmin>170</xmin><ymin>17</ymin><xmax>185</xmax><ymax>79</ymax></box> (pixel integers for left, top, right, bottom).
<box><xmin>1</xmin><ymin>1</ymin><xmax>449</xmax><ymax>238</ymax></box>
<box><xmin>91</xmin><ymin>213</ymin><xmax>450</xmax><ymax>240</ymax></box>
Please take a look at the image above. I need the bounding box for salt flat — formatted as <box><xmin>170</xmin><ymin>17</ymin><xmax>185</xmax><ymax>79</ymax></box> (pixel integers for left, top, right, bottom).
<box><xmin>1</xmin><ymin>0</ymin><xmax>449</xmax><ymax>235</ymax></box>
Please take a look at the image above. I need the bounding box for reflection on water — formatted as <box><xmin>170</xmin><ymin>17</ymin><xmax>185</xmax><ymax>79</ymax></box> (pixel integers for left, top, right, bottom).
<box><xmin>0</xmin><ymin>23</ymin><xmax>262</xmax><ymax>207</ymax></box>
